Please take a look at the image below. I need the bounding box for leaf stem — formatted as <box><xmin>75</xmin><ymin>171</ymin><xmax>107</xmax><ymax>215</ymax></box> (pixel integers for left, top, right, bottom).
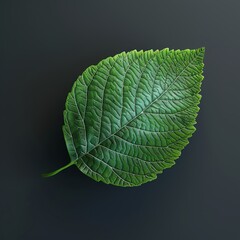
<box><xmin>42</xmin><ymin>161</ymin><xmax>76</xmax><ymax>178</ymax></box>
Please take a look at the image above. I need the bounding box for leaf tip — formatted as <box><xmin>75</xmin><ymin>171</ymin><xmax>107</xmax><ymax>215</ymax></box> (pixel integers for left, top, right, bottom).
<box><xmin>199</xmin><ymin>47</ymin><xmax>205</xmax><ymax>53</ymax></box>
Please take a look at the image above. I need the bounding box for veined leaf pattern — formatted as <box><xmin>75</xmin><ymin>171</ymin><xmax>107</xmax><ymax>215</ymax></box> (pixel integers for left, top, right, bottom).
<box><xmin>45</xmin><ymin>48</ymin><xmax>205</xmax><ymax>187</ymax></box>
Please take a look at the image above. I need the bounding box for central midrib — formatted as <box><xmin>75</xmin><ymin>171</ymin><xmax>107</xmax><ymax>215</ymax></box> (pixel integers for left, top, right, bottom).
<box><xmin>74</xmin><ymin>53</ymin><xmax>198</xmax><ymax>164</ymax></box>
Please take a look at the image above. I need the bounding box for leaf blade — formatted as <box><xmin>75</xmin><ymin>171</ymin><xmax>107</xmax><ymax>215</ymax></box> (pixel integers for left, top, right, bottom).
<box><xmin>63</xmin><ymin>48</ymin><xmax>205</xmax><ymax>186</ymax></box>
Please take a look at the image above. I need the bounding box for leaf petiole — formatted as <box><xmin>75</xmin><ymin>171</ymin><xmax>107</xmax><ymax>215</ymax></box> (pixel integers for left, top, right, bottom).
<box><xmin>42</xmin><ymin>161</ymin><xmax>76</xmax><ymax>178</ymax></box>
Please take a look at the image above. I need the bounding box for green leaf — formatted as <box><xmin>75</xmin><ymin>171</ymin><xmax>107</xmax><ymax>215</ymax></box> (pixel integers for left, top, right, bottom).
<box><xmin>43</xmin><ymin>48</ymin><xmax>205</xmax><ymax>187</ymax></box>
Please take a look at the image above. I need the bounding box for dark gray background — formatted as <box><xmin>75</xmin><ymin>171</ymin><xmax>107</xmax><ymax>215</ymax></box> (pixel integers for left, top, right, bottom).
<box><xmin>1</xmin><ymin>0</ymin><xmax>239</xmax><ymax>239</ymax></box>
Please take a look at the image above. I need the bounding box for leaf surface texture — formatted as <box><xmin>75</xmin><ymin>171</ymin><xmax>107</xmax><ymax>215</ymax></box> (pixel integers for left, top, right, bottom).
<box><xmin>63</xmin><ymin>48</ymin><xmax>205</xmax><ymax>186</ymax></box>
